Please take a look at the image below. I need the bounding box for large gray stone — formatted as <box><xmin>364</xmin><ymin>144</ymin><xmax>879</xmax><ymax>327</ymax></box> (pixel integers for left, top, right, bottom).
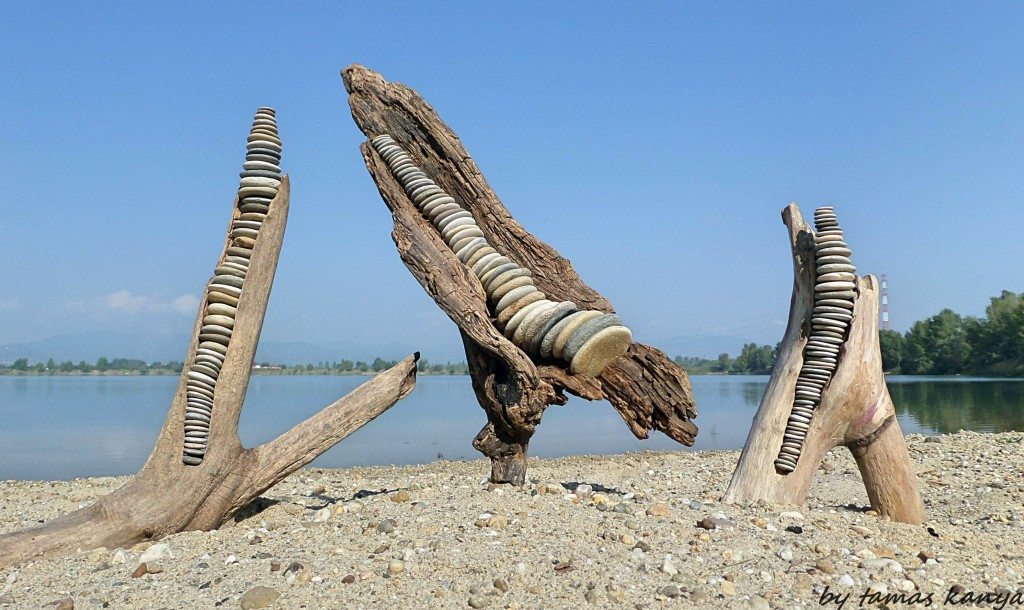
<box><xmin>570</xmin><ymin>326</ymin><xmax>633</xmax><ymax>377</ymax></box>
<box><xmin>532</xmin><ymin>303</ymin><xmax>578</xmax><ymax>356</ymax></box>
<box><xmin>552</xmin><ymin>311</ymin><xmax>603</xmax><ymax>360</ymax></box>
<box><xmin>502</xmin><ymin>298</ymin><xmax>552</xmax><ymax>339</ymax></box>
<box><xmin>563</xmin><ymin>314</ymin><xmax>623</xmax><ymax>362</ymax></box>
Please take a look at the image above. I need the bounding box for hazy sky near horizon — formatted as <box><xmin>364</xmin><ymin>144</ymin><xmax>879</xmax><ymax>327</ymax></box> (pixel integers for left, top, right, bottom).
<box><xmin>2</xmin><ymin>3</ymin><xmax>1022</xmax><ymax>359</ymax></box>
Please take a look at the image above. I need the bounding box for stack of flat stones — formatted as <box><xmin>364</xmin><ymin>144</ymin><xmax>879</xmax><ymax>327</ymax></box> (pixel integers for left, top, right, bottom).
<box><xmin>775</xmin><ymin>206</ymin><xmax>857</xmax><ymax>474</ymax></box>
<box><xmin>369</xmin><ymin>135</ymin><xmax>632</xmax><ymax>377</ymax></box>
<box><xmin>182</xmin><ymin>107</ymin><xmax>282</xmax><ymax>466</ymax></box>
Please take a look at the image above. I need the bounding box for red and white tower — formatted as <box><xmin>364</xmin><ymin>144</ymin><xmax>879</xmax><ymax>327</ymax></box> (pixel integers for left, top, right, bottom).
<box><xmin>881</xmin><ymin>274</ymin><xmax>890</xmax><ymax>331</ymax></box>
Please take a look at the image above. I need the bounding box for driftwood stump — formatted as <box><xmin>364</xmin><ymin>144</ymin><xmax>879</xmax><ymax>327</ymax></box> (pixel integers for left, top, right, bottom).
<box><xmin>723</xmin><ymin>204</ymin><xmax>925</xmax><ymax>524</ymax></box>
<box><xmin>342</xmin><ymin>65</ymin><xmax>697</xmax><ymax>485</ymax></box>
<box><xmin>0</xmin><ymin>171</ymin><xmax>418</xmax><ymax>568</ymax></box>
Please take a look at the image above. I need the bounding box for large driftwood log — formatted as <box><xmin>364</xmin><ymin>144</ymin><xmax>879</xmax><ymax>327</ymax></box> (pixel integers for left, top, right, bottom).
<box><xmin>0</xmin><ymin>174</ymin><xmax>419</xmax><ymax>568</ymax></box>
<box><xmin>342</xmin><ymin>65</ymin><xmax>697</xmax><ymax>484</ymax></box>
<box><xmin>723</xmin><ymin>204</ymin><xmax>925</xmax><ymax>524</ymax></box>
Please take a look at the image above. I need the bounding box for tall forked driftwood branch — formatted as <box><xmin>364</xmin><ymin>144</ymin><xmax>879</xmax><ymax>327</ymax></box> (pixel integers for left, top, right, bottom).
<box><xmin>723</xmin><ymin>204</ymin><xmax>925</xmax><ymax>524</ymax></box>
<box><xmin>0</xmin><ymin>157</ymin><xmax>418</xmax><ymax>569</ymax></box>
<box><xmin>342</xmin><ymin>65</ymin><xmax>697</xmax><ymax>484</ymax></box>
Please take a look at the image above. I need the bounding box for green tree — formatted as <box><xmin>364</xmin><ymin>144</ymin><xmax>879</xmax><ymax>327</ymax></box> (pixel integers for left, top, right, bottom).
<box><xmin>731</xmin><ymin>343</ymin><xmax>775</xmax><ymax>374</ymax></box>
<box><xmin>371</xmin><ymin>357</ymin><xmax>388</xmax><ymax>372</ymax></box>
<box><xmin>96</xmin><ymin>357</ymin><xmax>110</xmax><ymax>372</ymax></box>
<box><xmin>417</xmin><ymin>358</ymin><xmax>429</xmax><ymax>373</ymax></box>
<box><xmin>12</xmin><ymin>358</ymin><xmax>28</xmax><ymax>371</ymax></box>
<box><xmin>878</xmin><ymin>329</ymin><xmax>904</xmax><ymax>372</ymax></box>
<box><xmin>966</xmin><ymin>291</ymin><xmax>1024</xmax><ymax>375</ymax></box>
<box><xmin>714</xmin><ymin>353</ymin><xmax>731</xmax><ymax>373</ymax></box>
<box><xmin>902</xmin><ymin>309</ymin><xmax>970</xmax><ymax>375</ymax></box>
<box><xmin>339</xmin><ymin>359</ymin><xmax>354</xmax><ymax>372</ymax></box>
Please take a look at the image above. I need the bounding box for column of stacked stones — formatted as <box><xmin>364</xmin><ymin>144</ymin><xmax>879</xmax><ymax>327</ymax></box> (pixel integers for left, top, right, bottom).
<box><xmin>182</xmin><ymin>107</ymin><xmax>282</xmax><ymax>466</ymax></box>
<box><xmin>370</xmin><ymin>135</ymin><xmax>633</xmax><ymax>377</ymax></box>
<box><xmin>775</xmin><ymin>206</ymin><xmax>857</xmax><ymax>473</ymax></box>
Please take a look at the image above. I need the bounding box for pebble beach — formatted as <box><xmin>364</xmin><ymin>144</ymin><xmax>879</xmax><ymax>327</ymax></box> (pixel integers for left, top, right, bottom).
<box><xmin>1</xmin><ymin>431</ymin><xmax>1022</xmax><ymax>609</ymax></box>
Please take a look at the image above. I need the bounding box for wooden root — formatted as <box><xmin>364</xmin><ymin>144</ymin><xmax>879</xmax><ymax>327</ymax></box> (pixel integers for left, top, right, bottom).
<box><xmin>0</xmin><ymin>177</ymin><xmax>419</xmax><ymax>567</ymax></box>
<box><xmin>723</xmin><ymin>204</ymin><xmax>925</xmax><ymax>524</ymax></box>
<box><xmin>342</xmin><ymin>64</ymin><xmax>697</xmax><ymax>484</ymax></box>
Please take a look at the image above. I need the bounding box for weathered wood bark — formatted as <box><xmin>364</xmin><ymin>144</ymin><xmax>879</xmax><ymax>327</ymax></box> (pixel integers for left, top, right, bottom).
<box><xmin>342</xmin><ymin>65</ymin><xmax>697</xmax><ymax>484</ymax></box>
<box><xmin>0</xmin><ymin>176</ymin><xmax>419</xmax><ymax>567</ymax></box>
<box><xmin>723</xmin><ymin>204</ymin><xmax>925</xmax><ymax>524</ymax></box>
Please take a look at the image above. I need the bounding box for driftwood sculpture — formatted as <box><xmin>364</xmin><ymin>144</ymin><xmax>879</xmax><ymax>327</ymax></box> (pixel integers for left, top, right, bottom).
<box><xmin>0</xmin><ymin>108</ymin><xmax>418</xmax><ymax>567</ymax></box>
<box><xmin>342</xmin><ymin>65</ymin><xmax>697</xmax><ymax>485</ymax></box>
<box><xmin>724</xmin><ymin>204</ymin><xmax>925</xmax><ymax>524</ymax></box>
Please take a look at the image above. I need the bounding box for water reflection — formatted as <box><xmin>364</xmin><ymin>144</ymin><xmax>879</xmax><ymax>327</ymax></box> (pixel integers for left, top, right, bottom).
<box><xmin>888</xmin><ymin>376</ymin><xmax>1024</xmax><ymax>435</ymax></box>
<box><xmin>0</xmin><ymin>374</ymin><xmax>1021</xmax><ymax>480</ymax></box>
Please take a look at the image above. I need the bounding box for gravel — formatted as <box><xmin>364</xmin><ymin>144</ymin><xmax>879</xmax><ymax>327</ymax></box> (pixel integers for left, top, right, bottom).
<box><xmin>1</xmin><ymin>431</ymin><xmax>1023</xmax><ymax>608</ymax></box>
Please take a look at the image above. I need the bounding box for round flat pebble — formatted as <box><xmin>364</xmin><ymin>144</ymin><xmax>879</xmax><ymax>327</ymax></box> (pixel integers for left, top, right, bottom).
<box><xmin>816</xmin><ymin>255</ymin><xmax>853</xmax><ymax>266</ymax></box>
<box><xmin>815</xmin><ymin>290</ymin><xmax>857</xmax><ymax>300</ymax></box>
<box><xmin>214</xmin><ymin>265</ymin><xmax>246</xmax><ymax>279</ymax></box>
<box><xmin>815</xmin><ymin>281</ymin><xmax>856</xmax><ymax>292</ymax></box>
<box><xmin>447</xmin><ymin>226</ymin><xmax>485</xmax><ymax>249</ymax></box>
<box><xmin>552</xmin><ymin>311</ymin><xmax>604</xmax><ymax>360</ymax></box>
<box><xmin>441</xmin><ymin>217</ymin><xmax>479</xmax><ymax>241</ymax></box>
<box><xmin>512</xmin><ymin>301</ymin><xmax>558</xmax><ymax>345</ymax></box>
<box><xmin>465</xmin><ymin>247</ymin><xmax>497</xmax><ymax>270</ymax></box>
<box><xmin>563</xmin><ymin>314</ymin><xmax>623</xmax><ymax>362</ymax></box>
<box><xmin>476</xmin><ymin>255</ymin><xmax>512</xmax><ymax>281</ymax></box>
<box><xmin>485</xmin><ymin>267</ymin><xmax>531</xmax><ymax>294</ymax></box>
<box><xmin>816</xmin><ymin>263</ymin><xmax>856</xmax><ymax>274</ymax></box>
<box><xmin>204</xmin><ymin>314</ymin><xmax>235</xmax><ymax>329</ymax></box>
<box><xmin>495</xmin><ymin>285</ymin><xmax>541</xmax><ymax>315</ymax></box>
<box><xmin>490</xmin><ymin>276</ymin><xmax>535</xmax><ymax>303</ymax></box>
<box><xmin>815</xmin><ymin>299</ymin><xmax>854</xmax><ymax>309</ymax></box>
<box><xmin>501</xmin><ymin>297</ymin><xmax>550</xmax><ymax>337</ymax></box>
<box><xmin>429</xmin><ymin>204</ymin><xmax>464</xmax><ymax>226</ymax></box>
<box><xmin>570</xmin><ymin>326</ymin><xmax>632</xmax><ymax>377</ymax></box>
<box><xmin>434</xmin><ymin>207</ymin><xmax>471</xmax><ymax>228</ymax></box>
<box><xmin>422</xmin><ymin>196</ymin><xmax>457</xmax><ymax>216</ymax></box>
<box><xmin>238</xmin><ymin>186</ymin><xmax>279</xmax><ymax>199</ymax></box>
<box><xmin>472</xmin><ymin>253</ymin><xmax>506</xmax><ymax>278</ymax></box>
<box><xmin>817</xmin><ymin>272</ymin><xmax>855</xmax><ymax>282</ymax></box>
<box><xmin>532</xmin><ymin>303</ymin><xmax>578</xmax><ymax>356</ymax></box>
<box><xmin>207</xmin><ymin>291</ymin><xmax>240</xmax><ymax>307</ymax></box>
<box><xmin>198</xmin><ymin>340</ymin><xmax>228</xmax><ymax>355</ymax></box>
<box><xmin>456</xmin><ymin>239</ymin><xmax>488</xmax><ymax>263</ymax></box>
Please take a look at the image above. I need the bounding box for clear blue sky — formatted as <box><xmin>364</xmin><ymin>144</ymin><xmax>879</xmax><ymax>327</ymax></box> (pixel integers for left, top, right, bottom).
<box><xmin>2</xmin><ymin>3</ymin><xmax>1022</xmax><ymax>359</ymax></box>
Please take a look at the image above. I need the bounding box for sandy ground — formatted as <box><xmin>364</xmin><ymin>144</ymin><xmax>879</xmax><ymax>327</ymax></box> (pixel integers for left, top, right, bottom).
<box><xmin>1</xmin><ymin>431</ymin><xmax>1023</xmax><ymax>609</ymax></box>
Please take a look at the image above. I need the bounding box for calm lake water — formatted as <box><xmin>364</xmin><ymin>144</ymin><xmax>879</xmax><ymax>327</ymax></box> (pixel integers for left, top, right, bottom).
<box><xmin>0</xmin><ymin>375</ymin><xmax>1021</xmax><ymax>480</ymax></box>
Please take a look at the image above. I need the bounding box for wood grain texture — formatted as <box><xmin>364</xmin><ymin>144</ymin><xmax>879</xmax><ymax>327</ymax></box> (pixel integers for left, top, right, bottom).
<box><xmin>343</xmin><ymin>64</ymin><xmax>696</xmax><ymax>483</ymax></box>
<box><xmin>723</xmin><ymin>204</ymin><xmax>925</xmax><ymax>524</ymax></box>
<box><xmin>0</xmin><ymin>177</ymin><xmax>420</xmax><ymax>567</ymax></box>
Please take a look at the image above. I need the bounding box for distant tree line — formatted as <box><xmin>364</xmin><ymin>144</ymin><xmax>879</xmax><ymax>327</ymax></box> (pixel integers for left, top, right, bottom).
<box><xmin>0</xmin><ymin>357</ymin><xmax>185</xmax><ymax>374</ymax></box>
<box><xmin>254</xmin><ymin>358</ymin><xmax>468</xmax><ymax>375</ymax></box>
<box><xmin>674</xmin><ymin>343</ymin><xmax>778</xmax><ymax>375</ymax></box>
<box><xmin>880</xmin><ymin>290</ymin><xmax>1024</xmax><ymax>376</ymax></box>
<box><xmin>0</xmin><ymin>356</ymin><xmax>468</xmax><ymax>376</ymax></box>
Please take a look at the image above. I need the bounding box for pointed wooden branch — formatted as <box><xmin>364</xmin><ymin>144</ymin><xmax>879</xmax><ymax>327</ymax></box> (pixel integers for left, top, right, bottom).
<box><xmin>0</xmin><ymin>174</ymin><xmax>419</xmax><ymax>568</ymax></box>
<box><xmin>723</xmin><ymin>204</ymin><xmax>925</xmax><ymax>524</ymax></box>
<box><xmin>342</xmin><ymin>64</ymin><xmax>696</xmax><ymax>484</ymax></box>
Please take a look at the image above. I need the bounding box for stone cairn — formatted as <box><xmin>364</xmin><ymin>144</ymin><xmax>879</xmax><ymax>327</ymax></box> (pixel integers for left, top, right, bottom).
<box><xmin>775</xmin><ymin>206</ymin><xmax>857</xmax><ymax>473</ymax></box>
<box><xmin>183</xmin><ymin>108</ymin><xmax>282</xmax><ymax>466</ymax></box>
<box><xmin>370</xmin><ymin>135</ymin><xmax>633</xmax><ymax>377</ymax></box>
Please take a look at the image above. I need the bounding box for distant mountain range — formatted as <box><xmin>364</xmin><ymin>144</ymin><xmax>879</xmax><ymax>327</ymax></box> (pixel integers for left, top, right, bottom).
<box><xmin>0</xmin><ymin>331</ymin><xmax>465</xmax><ymax>366</ymax></box>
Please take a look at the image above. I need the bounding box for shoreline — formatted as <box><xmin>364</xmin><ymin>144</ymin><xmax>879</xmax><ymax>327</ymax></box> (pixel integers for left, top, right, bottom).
<box><xmin>2</xmin><ymin>431</ymin><xmax>1023</xmax><ymax>608</ymax></box>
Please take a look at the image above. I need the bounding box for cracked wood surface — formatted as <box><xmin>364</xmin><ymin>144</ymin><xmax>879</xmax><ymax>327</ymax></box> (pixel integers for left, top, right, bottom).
<box><xmin>343</xmin><ymin>64</ymin><xmax>696</xmax><ymax>482</ymax></box>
